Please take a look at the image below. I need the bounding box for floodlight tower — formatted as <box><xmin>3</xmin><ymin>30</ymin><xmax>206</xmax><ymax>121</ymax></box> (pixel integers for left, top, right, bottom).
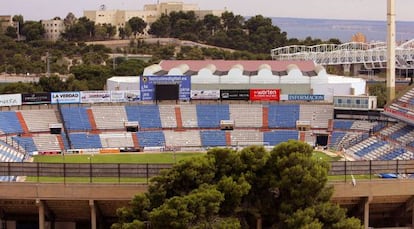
<box><xmin>386</xmin><ymin>0</ymin><xmax>396</xmax><ymax>101</ymax></box>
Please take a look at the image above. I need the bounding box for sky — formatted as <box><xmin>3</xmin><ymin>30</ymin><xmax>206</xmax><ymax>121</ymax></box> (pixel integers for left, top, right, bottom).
<box><xmin>1</xmin><ymin>0</ymin><xmax>414</xmax><ymax>21</ymax></box>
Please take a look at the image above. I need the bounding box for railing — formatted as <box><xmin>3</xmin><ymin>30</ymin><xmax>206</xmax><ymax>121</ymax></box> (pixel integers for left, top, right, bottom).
<box><xmin>1</xmin><ymin>160</ymin><xmax>414</xmax><ymax>183</ymax></box>
<box><xmin>0</xmin><ymin>162</ymin><xmax>173</xmax><ymax>183</ymax></box>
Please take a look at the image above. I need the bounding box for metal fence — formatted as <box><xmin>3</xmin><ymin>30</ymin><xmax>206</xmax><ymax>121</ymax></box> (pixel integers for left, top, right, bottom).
<box><xmin>1</xmin><ymin>160</ymin><xmax>413</xmax><ymax>183</ymax></box>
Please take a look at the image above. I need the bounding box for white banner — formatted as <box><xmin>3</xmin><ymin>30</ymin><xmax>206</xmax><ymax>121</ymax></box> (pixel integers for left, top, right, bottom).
<box><xmin>190</xmin><ymin>90</ymin><xmax>220</xmax><ymax>99</ymax></box>
<box><xmin>80</xmin><ymin>91</ymin><xmax>111</xmax><ymax>103</ymax></box>
<box><xmin>0</xmin><ymin>94</ymin><xmax>21</xmax><ymax>107</ymax></box>
<box><xmin>51</xmin><ymin>92</ymin><xmax>81</xmax><ymax>104</ymax></box>
<box><xmin>110</xmin><ymin>90</ymin><xmax>140</xmax><ymax>102</ymax></box>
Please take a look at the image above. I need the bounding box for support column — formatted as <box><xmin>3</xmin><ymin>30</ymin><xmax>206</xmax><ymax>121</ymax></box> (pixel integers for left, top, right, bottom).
<box><xmin>412</xmin><ymin>200</ymin><xmax>414</xmax><ymax>229</ymax></box>
<box><xmin>386</xmin><ymin>0</ymin><xmax>396</xmax><ymax>101</ymax></box>
<box><xmin>90</xmin><ymin>200</ymin><xmax>97</xmax><ymax>229</ymax></box>
<box><xmin>36</xmin><ymin>199</ymin><xmax>45</xmax><ymax>229</ymax></box>
<box><xmin>364</xmin><ymin>196</ymin><xmax>372</xmax><ymax>229</ymax></box>
<box><xmin>343</xmin><ymin>64</ymin><xmax>351</xmax><ymax>75</ymax></box>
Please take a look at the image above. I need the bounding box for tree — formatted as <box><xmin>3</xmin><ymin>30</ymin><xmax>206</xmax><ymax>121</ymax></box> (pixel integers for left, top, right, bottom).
<box><xmin>70</xmin><ymin>64</ymin><xmax>112</xmax><ymax>90</ymax></box>
<box><xmin>21</xmin><ymin>21</ymin><xmax>45</xmax><ymax>41</ymax></box>
<box><xmin>113</xmin><ymin>141</ymin><xmax>362</xmax><ymax>229</ymax></box>
<box><xmin>149</xmin><ymin>14</ymin><xmax>171</xmax><ymax>37</ymax></box>
<box><xmin>113</xmin><ymin>58</ymin><xmax>146</xmax><ymax>76</ymax></box>
<box><xmin>63</xmin><ymin>12</ymin><xmax>76</xmax><ymax>28</ymax></box>
<box><xmin>118</xmin><ymin>25</ymin><xmax>132</xmax><ymax>40</ymax></box>
<box><xmin>128</xmin><ymin>17</ymin><xmax>147</xmax><ymax>38</ymax></box>
<box><xmin>4</xmin><ymin>26</ymin><xmax>18</xmax><ymax>39</ymax></box>
<box><xmin>368</xmin><ymin>82</ymin><xmax>387</xmax><ymax>108</ymax></box>
<box><xmin>38</xmin><ymin>75</ymin><xmax>66</xmax><ymax>92</ymax></box>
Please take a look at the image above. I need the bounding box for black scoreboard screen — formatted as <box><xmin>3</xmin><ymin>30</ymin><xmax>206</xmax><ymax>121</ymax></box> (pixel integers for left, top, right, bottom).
<box><xmin>155</xmin><ymin>84</ymin><xmax>179</xmax><ymax>100</ymax></box>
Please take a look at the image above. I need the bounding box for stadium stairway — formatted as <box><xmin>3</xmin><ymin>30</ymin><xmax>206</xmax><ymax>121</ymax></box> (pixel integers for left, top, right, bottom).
<box><xmin>300</xmin><ymin>132</ymin><xmax>306</xmax><ymax>141</ymax></box>
<box><xmin>86</xmin><ymin>108</ymin><xmax>99</xmax><ymax>133</ymax></box>
<box><xmin>132</xmin><ymin>134</ymin><xmax>140</xmax><ymax>149</ymax></box>
<box><xmin>225</xmin><ymin>131</ymin><xmax>231</xmax><ymax>146</ymax></box>
<box><xmin>174</xmin><ymin>106</ymin><xmax>183</xmax><ymax>130</ymax></box>
<box><xmin>15</xmin><ymin>111</ymin><xmax>30</xmax><ymax>136</ymax></box>
<box><xmin>56</xmin><ymin>135</ymin><xmax>65</xmax><ymax>151</ymax></box>
<box><xmin>262</xmin><ymin>106</ymin><xmax>269</xmax><ymax>130</ymax></box>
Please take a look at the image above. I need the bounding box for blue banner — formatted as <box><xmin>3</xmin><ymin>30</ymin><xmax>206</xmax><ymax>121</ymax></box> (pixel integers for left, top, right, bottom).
<box><xmin>140</xmin><ymin>75</ymin><xmax>191</xmax><ymax>101</ymax></box>
<box><xmin>288</xmin><ymin>94</ymin><xmax>325</xmax><ymax>101</ymax></box>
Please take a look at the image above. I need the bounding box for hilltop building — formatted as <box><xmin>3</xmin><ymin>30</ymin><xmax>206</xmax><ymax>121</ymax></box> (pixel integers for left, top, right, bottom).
<box><xmin>84</xmin><ymin>1</ymin><xmax>225</xmax><ymax>37</ymax></box>
<box><xmin>0</xmin><ymin>15</ymin><xmax>13</xmax><ymax>33</ymax></box>
<box><xmin>41</xmin><ymin>18</ymin><xmax>65</xmax><ymax>41</ymax></box>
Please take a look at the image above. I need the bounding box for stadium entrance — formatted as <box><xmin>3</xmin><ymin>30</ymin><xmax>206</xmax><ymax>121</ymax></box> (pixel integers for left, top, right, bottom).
<box><xmin>315</xmin><ymin>134</ymin><xmax>328</xmax><ymax>147</ymax></box>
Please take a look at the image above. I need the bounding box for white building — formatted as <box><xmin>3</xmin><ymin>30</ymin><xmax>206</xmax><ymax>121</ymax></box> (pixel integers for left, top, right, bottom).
<box><xmin>84</xmin><ymin>1</ymin><xmax>225</xmax><ymax>37</ymax></box>
<box><xmin>144</xmin><ymin>60</ymin><xmax>367</xmax><ymax>102</ymax></box>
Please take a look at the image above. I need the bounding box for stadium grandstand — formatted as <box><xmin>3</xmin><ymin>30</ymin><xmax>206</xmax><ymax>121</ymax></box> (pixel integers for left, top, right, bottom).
<box><xmin>0</xmin><ymin>59</ymin><xmax>412</xmax><ymax>173</ymax></box>
<box><xmin>2</xmin><ymin>59</ymin><xmax>414</xmax><ymax>228</ymax></box>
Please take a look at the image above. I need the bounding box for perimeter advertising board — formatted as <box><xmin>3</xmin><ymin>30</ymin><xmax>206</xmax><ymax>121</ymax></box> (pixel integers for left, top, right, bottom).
<box><xmin>190</xmin><ymin>90</ymin><xmax>220</xmax><ymax>100</ymax></box>
<box><xmin>0</xmin><ymin>94</ymin><xmax>21</xmax><ymax>107</ymax></box>
<box><xmin>80</xmin><ymin>91</ymin><xmax>111</xmax><ymax>103</ymax></box>
<box><xmin>288</xmin><ymin>94</ymin><xmax>325</xmax><ymax>101</ymax></box>
<box><xmin>140</xmin><ymin>76</ymin><xmax>191</xmax><ymax>101</ymax></box>
<box><xmin>250</xmin><ymin>89</ymin><xmax>280</xmax><ymax>101</ymax></box>
<box><xmin>21</xmin><ymin>93</ymin><xmax>51</xmax><ymax>104</ymax></box>
<box><xmin>220</xmin><ymin>89</ymin><xmax>250</xmax><ymax>100</ymax></box>
<box><xmin>110</xmin><ymin>90</ymin><xmax>140</xmax><ymax>102</ymax></box>
<box><xmin>51</xmin><ymin>92</ymin><xmax>81</xmax><ymax>104</ymax></box>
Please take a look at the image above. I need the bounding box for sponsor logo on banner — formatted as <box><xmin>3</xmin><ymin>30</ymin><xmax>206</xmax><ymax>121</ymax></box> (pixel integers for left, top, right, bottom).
<box><xmin>110</xmin><ymin>90</ymin><xmax>140</xmax><ymax>102</ymax></box>
<box><xmin>0</xmin><ymin>94</ymin><xmax>21</xmax><ymax>107</ymax></box>
<box><xmin>220</xmin><ymin>89</ymin><xmax>250</xmax><ymax>100</ymax></box>
<box><xmin>140</xmin><ymin>75</ymin><xmax>191</xmax><ymax>101</ymax></box>
<box><xmin>250</xmin><ymin>89</ymin><xmax>280</xmax><ymax>101</ymax></box>
<box><xmin>80</xmin><ymin>91</ymin><xmax>111</xmax><ymax>103</ymax></box>
<box><xmin>22</xmin><ymin>93</ymin><xmax>51</xmax><ymax>104</ymax></box>
<box><xmin>288</xmin><ymin>94</ymin><xmax>325</xmax><ymax>101</ymax></box>
<box><xmin>190</xmin><ymin>90</ymin><xmax>220</xmax><ymax>100</ymax></box>
<box><xmin>51</xmin><ymin>92</ymin><xmax>80</xmax><ymax>104</ymax></box>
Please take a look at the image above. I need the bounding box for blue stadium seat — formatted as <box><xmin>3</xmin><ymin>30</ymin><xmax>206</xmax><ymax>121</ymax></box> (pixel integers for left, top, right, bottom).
<box><xmin>136</xmin><ymin>131</ymin><xmax>165</xmax><ymax>147</ymax></box>
<box><xmin>0</xmin><ymin>111</ymin><xmax>23</xmax><ymax>134</ymax></box>
<box><xmin>69</xmin><ymin>133</ymin><xmax>102</xmax><ymax>149</ymax></box>
<box><xmin>200</xmin><ymin>130</ymin><xmax>226</xmax><ymax>147</ymax></box>
<box><xmin>196</xmin><ymin>104</ymin><xmax>230</xmax><ymax>128</ymax></box>
<box><xmin>330</xmin><ymin>131</ymin><xmax>346</xmax><ymax>148</ymax></box>
<box><xmin>268</xmin><ymin>104</ymin><xmax>299</xmax><ymax>128</ymax></box>
<box><xmin>333</xmin><ymin>120</ymin><xmax>354</xmax><ymax>130</ymax></box>
<box><xmin>60</xmin><ymin>107</ymin><xmax>92</xmax><ymax>131</ymax></box>
<box><xmin>264</xmin><ymin>130</ymin><xmax>299</xmax><ymax>146</ymax></box>
<box><xmin>125</xmin><ymin>105</ymin><xmax>162</xmax><ymax>129</ymax></box>
<box><xmin>11</xmin><ymin>136</ymin><xmax>37</xmax><ymax>155</ymax></box>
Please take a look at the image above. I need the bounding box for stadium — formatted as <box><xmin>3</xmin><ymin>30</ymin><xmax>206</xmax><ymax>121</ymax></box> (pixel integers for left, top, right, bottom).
<box><xmin>0</xmin><ymin>59</ymin><xmax>413</xmax><ymax>228</ymax></box>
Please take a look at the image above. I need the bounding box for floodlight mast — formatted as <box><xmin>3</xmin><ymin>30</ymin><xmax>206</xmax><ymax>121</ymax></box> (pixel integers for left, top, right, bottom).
<box><xmin>387</xmin><ymin>0</ymin><xmax>396</xmax><ymax>102</ymax></box>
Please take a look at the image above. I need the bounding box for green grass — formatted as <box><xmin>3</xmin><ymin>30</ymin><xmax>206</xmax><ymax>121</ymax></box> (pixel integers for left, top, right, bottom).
<box><xmin>312</xmin><ymin>151</ymin><xmax>342</xmax><ymax>161</ymax></box>
<box><xmin>33</xmin><ymin>152</ymin><xmax>205</xmax><ymax>164</ymax></box>
<box><xmin>28</xmin><ymin>151</ymin><xmax>362</xmax><ymax>183</ymax></box>
<box><xmin>328</xmin><ymin>174</ymin><xmax>378</xmax><ymax>181</ymax></box>
<box><xmin>25</xmin><ymin>176</ymin><xmax>149</xmax><ymax>183</ymax></box>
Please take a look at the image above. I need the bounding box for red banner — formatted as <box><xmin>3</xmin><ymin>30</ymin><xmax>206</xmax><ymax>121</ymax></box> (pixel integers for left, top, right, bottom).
<box><xmin>249</xmin><ymin>89</ymin><xmax>280</xmax><ymax>101</ymax></box>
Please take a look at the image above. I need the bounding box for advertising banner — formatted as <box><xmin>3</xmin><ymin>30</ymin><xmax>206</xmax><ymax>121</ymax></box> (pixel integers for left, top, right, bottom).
<box><xmin>0</xmin><ymin>94</ymin><xmax>21</xmax><ymax>107</ymax></box>
<box><xmin>288</xmin><ymin>94</ymin><xmax>325</xmax><ymax>101</ymax></box>
<box><xmin>220</xmin><ymin>89</ymin><xmax>250</xmax><ymax>100</ymax></box>
<box><xmin>80</xmin><ymin>91</ymin><xmax>111</xmax><ymax>103</ymax></box>
<box><xmin>21</xmin><ymin>93</ymin><xmax>51</xmax><ymax>104</ymax></box>
<box><xmin>249</xmin><ymin>89</ymin><xmax>280</xmax><ymax>101</ymax></box>
<box><xmin>110</xmin><ymin>90</ymin><xmax>140</xmax><ymax>102</ymax></box>
<box><xmin>140</xmin><ymin>75</ymin><xmax>191</xmax><ymax>101</ymax></box>
<box><xmin>190</xmin><ymin>90</ymin><xmax>220</xmax><ymax>100</ymax></box>
<box><xmin>51</xmin><ymin>92</ymin><xmax>81</xmax><ymax>104</ymax></box>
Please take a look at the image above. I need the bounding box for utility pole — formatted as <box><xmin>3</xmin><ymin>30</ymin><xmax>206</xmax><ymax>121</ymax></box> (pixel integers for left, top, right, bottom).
<box><xmin>46</xmin><ymin>52</ymin><xmax>50</xmax><ymax>77</ymax></box>
<box><xmin>386</xmin><ymin>0</ymin><xmax>396</xmax><ymax>102</ymax></box>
